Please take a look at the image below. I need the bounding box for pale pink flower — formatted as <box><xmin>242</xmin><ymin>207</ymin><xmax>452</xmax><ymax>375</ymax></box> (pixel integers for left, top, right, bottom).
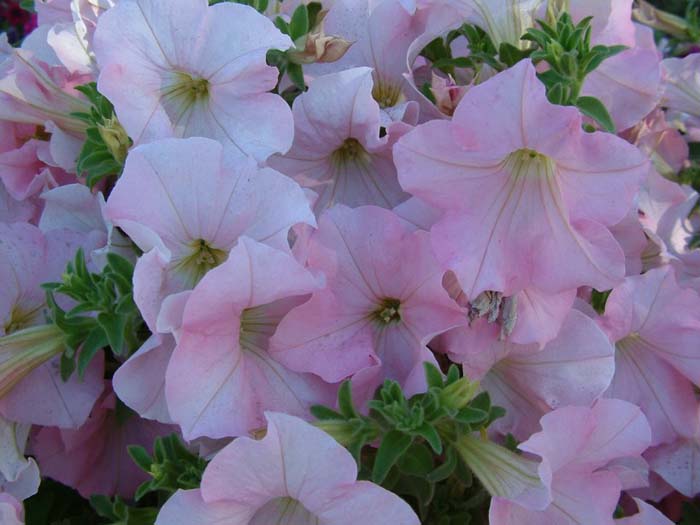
<box><xmin>600</xmin><ymin>265</ymin><xmax>700</xmax><ymax>446</ymax></box>
<box><xmin>270</xmin><ymin>205</ymin><xmax>464</xmax><ymax>397</ymax></box>
<box><xmin>112</xmin><ymin>333</ymin><xmax>175</xmax><ymax>424</ymax></box>
<box><xmin>104</xmin><ymin>137</ymin><xmax>315</xmax><ymax>331</ymax></box>
<box><xmin>156</xmin><ymin>412</ymin><xmax>420</xmax><ymax>525</ymax></box>
<box><xmin>0</xmin><ymin>222</ymin><xmax>104</xmax><ymax>428</ymax></box>
<box><xmin>435</xmin><ymin>308</ymin><xmax>615</xmax><ymax>439</ymax></box>
<box><xmin>0</xmin><ymin>494</ymin><xmax>24</xmax><ymax>525</ymax></box>
<box><xmin>645</xmin><ymin>434</ymin><xmax>700</xmax><ymax>498</ymax></box>
<box><xmin>490</xmin><ymin>399</ymin><xmax>652</xmax><ymax>525</ymax></box>
<box><xmin>661</xmin><ymin>53</ymin><xmax>700</xmax><ymax>140</ymax></box>
<box><xmin>0</xmin><ymin>415</ymin><xmax>40</xmax><ymax>502</ymax></box>
<box><xmin>307</xmin><ymin>0</ymin><xmax>426</xmax><ymax>123</ymax></box>
<box><xmin>31</xmin><ymin>385</ymin><xmax>173</xmax><ymax>498</ymax></box>
<box><xmin>93</xmin><ymin>0</ymin><xmax>293</xmax><ymax>161</ymax></box>
<box><xmin>269</xmin><ymin>68</ymin><xmax>410</xmax><ymax>215</ymax></box>
<box><xmin>395</xmin><ymin>60</ymin><xmax>647</xmax><ymax>299</ymax></box>
<box><xmin>165</xmin><ymin>237</ymin><xmax>335</xmax><ymax>440</ymax></box>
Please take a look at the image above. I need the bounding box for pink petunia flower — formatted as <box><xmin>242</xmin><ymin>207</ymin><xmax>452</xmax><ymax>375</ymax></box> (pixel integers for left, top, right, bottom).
<box><xmin>156</xmin><ymin>412</ymin><xmax>420</xmax><ymax>525</ymax></box>
<box><xmin>93</xmin><ymin>0</ymin><xmax>294</xmax><ymax>161</ymax></box>
<box><xmin>395</xmin><ymin>59</ymin><xmax>647</xmax><ymax>300</ymax></box>
<box><xmin>436</xmin><ymin>308</ymin><xmax>616</xmax><ymax>439</ymax></box>
<box><xmin>104</xmin><ymin>137</ymin><xmax>315</xmax><ymax>330</ymax></box>
<box><xmin>31</xmin><ymin>384</ymin><xmax>174</xmax><ymax>498</ymax></box>
<box><xmin>165</xmin><ymin>237</ymin><xmax>335</xmax><ymax>440</ymax></box>
<box><xmin>600</xmin><ymin>265</ymin><xmax>700</xmax><ymax>446</ymax></box>
<box><xmin>490</xmin><ymin>399</ymin><xmax>652</xmax><ymax>525</ymax></box>
<box><xmin>269</xmin><ymin>68</ymin><xmax>410</xmax><ymax>215</ymax></box>
<box><xmin>270</xmin><ymin>205</ymin><xmax>464</xmax><ymax>389</ymax></box>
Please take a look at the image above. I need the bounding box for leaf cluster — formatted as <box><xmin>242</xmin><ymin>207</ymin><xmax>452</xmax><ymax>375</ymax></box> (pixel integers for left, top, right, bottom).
<box><xmin>312</xmin><ymin>363</ymin><xmax>505</xmax><ymax>522</ymax></box>
<box><xmin>523</xmin><ymin>13</ymin><xmax>624</xmax><ymax>131</ymax></box>
<box><xmin>128</xmin><ymin>434</ymin><xmax>208</xmax><ymax>501</ymax></box>
<box><xmin>72</xmin><ymin>83</ymin><xmax>130</xmax><ymax>189</ymax></box>
<box><xmin>42</xmin><ymin>249</ymin><xmax>145</xmax><ymax>381</ymax></box>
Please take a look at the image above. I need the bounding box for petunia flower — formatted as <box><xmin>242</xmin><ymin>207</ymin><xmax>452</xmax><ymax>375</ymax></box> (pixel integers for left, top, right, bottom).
<box><xmin>395</xmin><ymin>59</ymin><xmax>647</xmax><ymax>300</ymax></box>
<box><xmin>104</xmin><ymin>137</ymin><xmax>315</xmax><ymax>331</ymax></box>
<box><xmin>93</xmin><ymin>0</ymin><xmax>294</xmax><ymax>161</ymax></box>
<box><xmin>165</xmin><ymin>237</ymin><xmax>335</xmax><ymax>440</ymax></box>
<box><xmin>156</xmin><ymin>412</ymin><xmax>420</xmax><ymax>525</ymax></box>
<box><xmin>0</xmin><ymin>494</ymin><xmax>24</xmax><ymax>525</ymax></box>
<box><xmin>270</xmin><ymin>205</ymin><xmax>465</xmax><ymax>400</ymax></box>
<box><xmin>490</xmin><ymin>399</ymin><xmax>652</xmax><ymax>525</ymax></box>
<box><xmin>599</xmin><ymin>265</ymin><xmax>700</xmax><ymax>446</ymax></box>
<box><xmin>616</xmin><ymin>498</ymin><xmax>674</xmax><ymax>525</ymax></box>
<box><xmin>306</xmin><ymin>0</ymin><xmax>426</xmax><ymax>124</ymax></box>
<box><xmin>269</xmin><ymin>68</ymin><xmax>410</xmax><ymax>215</ymax></box>
<box><xmin>0</xmin><ymin>414</ymin><xmax>40</xmax><ymax>502</ymax></box>
<box><xmin>645</xmin><ymin>433</ymin><xmax>700</xmax><ymax>498</ymax></box>
<box><xmin>661</xmin><ymin>53</ymin><xmax>700</xmax><ymax>141</ymax></box>
<box><xmin>436</xmin><ymin>308</ymin><xmax>616</xmax><ymax>439</ymax></box>
<box><xmin>31</xmin><ymin>384</ymin><xmax>174</xmax><ymax>498</ymax></box>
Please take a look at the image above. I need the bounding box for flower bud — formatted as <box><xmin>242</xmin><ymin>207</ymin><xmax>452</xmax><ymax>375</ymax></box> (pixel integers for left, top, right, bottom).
<box><xmin>0</xmin><ymin>324</ymin><xmax>66</xmax><ymax>398</ymax></box>
<box><xmin>97</xmin><ymin>115</ymin><xmax>130</xmax><ymax>165</ymax></box>
<box><xmin>314</xmin><ymin>419</ymin><xmax>360</xmax><ymax>446</ymax></box>
<box><xmin>633</xmin><ymin>0</ymin><xmax>691</xmax><ymax>40</ymax></box>
<box><xmin>452</xmin><ymin>434</ymin><xmax>550</xmax><ymax>507</ymax></box>
<box><xmin>439</xmin><ymin>377</ymin><xmax>480</xmax><ymax>411</ymax></box>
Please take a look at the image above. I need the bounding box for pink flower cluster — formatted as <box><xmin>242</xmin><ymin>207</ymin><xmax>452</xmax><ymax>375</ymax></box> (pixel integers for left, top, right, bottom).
<box><xmin>0</xmin><ymin>0</ymin><xmax>699</xmax><ymax>523</ymax></box>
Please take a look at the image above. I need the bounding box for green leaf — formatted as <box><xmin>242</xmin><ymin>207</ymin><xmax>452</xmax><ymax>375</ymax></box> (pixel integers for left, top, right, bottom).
<box><xmin>337</xmin><ymin>380</ymin><xmax>358</xmax><ymax>419</ymax></box>
<box><xmin>97</xmin><ymin>312</ymin><xmax>127</xmax><ymax>355</ymax></box>
<box><xmin>286</xmin><ymin>62</ymin><xmax>306</xmax><ymax>90</ymax></box>
<box><xmin>414</xmin><ymin>422</ymin><xmax>442</xmax><ymax>454</ymax></box>
<box><xmin>289</xmin><ymin>4</ymin><xmax>310</xmax><ymax>41</ymax></box>
<box><xmin>310</xmin><ymin>405</ymin><xmax>344</xmax><ymax>420</ymax></box>
<box><xmin>427</xmin><ymin>446</ymin><xmax>457</xmax><ymax>482</ymax></box>
<box><xmin>424</xmin><ymin>362</ymin><xmax>444</xmax><ymax>389</ymax></box>
<box><xmin>371</xmin><ymin>430</ymin><xmax>414</xmax><ymax>484</ymax></box>
<box><xmin>576</xmin><ymin>96</ymin><xmax>616</xmax><ymax>133</ymax></box>
<box><xmin>397</xmin><ymin>442</ymin><xmax>434</xmax><ymax>477</ymax></box>
<box><xmin>60</xmin><ymin>352</ymin><xmax>76</xmax><ymax>382</ymax></box>
<box><xmin>128</xmin><ymin>445</ymin><xmax>153</xmax><ymax>472</ymax></box>
<box><xmin>77</xmin><ymin>327</ymin><xmax>108</xmax><ymax>378</ymax></box>
<box><xmin>455</xmin><ymin>406</ymin><xmax>488</xmax><ymax>425</ymax></box>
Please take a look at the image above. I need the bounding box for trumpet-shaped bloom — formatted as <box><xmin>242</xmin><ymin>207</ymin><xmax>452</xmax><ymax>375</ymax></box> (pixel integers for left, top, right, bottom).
<box><xmin>600</xmin><ymin>265</ymin><xmax>700</xmax><ymax>445</ymax></box>
<box><xmin>437</xmin><ymin>309</ymin><xmax>615</xmax><ymax>439</ymax></box>
<box><xmin>307</xmin><ymin>0</ymin><xmax>425</xmax><ymax>123</ymax></box>
<box><xmin>156</xmin><ymin>412</ymin><xmax>420</xmax><ymax>525</ymax></box>
<box><xmin>269</xmin><ymin>68</ymin><xmax>410</xmax><ymax>215</ymax></box>
<box><xmin>616</xmin><ymin>498</ymin><xmax>674</xmax><ymax>525</ymax></box>
<box><xmin>93</xmin><ymin>0</ymin><xmax>293</xmax><ymax>161</ymax></box>
<box><xmin>490</xmin><ymin>399</ymin><xmax>652</xmax><ymax>525</ymax></box>
<box><xmin>661</xmin><ymin>53</ymin><xmax>700</xmax><ymax>139</ymax></box>
<box><xmin>31</xmin><ymin>385</ymin><xmax>173</xmax><ymax>498</ymax></box>
<box><xmin>105</xmin><ymin>137</ymin><xmax>315</xmax><ymax>331</ymax></box>
<box><xmin>165</xmin><ymin>237</ymin><xmax>335</xmax><ymax>440</ymax></box>
<box><xmin>395</xmin><ymin>60</ymin><xmax>647</xmax><ymax>299</ymax></box>
<box><xmin>270</xmin><ymin>205</ymin><xmax>465</xmax><ymax>391</ymax></box>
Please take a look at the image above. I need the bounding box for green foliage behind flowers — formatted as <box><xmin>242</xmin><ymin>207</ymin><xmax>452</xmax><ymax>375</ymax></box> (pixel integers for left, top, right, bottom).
<box><xmin>313</xmin><ymin>363</ymin><xmax>509</xmax><ymax>523</ymax></box>
<box><xmin>42</xmin><ymin>249</ymin><xmax>146</xmax><ymax>381</ymax></box>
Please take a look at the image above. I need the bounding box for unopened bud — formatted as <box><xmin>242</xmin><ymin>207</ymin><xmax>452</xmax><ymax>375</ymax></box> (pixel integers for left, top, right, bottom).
<box><xmin>0</xmin><ymin>324</ymin><xmax>66</xmax><ymax>398</ymax></box>
<box><xmin>430</xmin><ymin>73</ymin><xmax>469</xmax><ymax>117</ymax></box>
<box><xmin>98</xmin><ymin>116</ymin><xmax>130</xmax><ymax>165</ymax></box>
<box><xmin>634</xmin><ymin>0</ymin><xmax>692</xmax><ymax>40</ymax></box>
<box><xmin>314</xmin><ymin>419</ymin><xmax>359</xmax><ymax>446</ymax></box>
<box><xmin>440</xmin><ymin>377</ymin><xmax>480</xmax><ymax>411</ymax></box>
